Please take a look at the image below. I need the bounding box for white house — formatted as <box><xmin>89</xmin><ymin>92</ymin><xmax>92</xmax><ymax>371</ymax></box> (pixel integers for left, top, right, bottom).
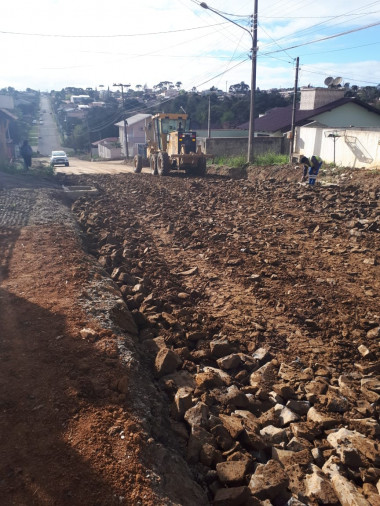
<box><xmin>238</xmin><ymin>87</ymin><xmax>380</xmax><ymax>167</ymax></box>
<box><xmin>115</xmin><ymin>113</ymin><xmax>151</xmax><ymax>157</ymax></box>
<box><xmin>296</xmin><ymin>125</ymin><xmax>380</xmax><ymax>168</ymax></box>
<box><xmin>92</xmin><ymin>137</ymin><xmax>122</xmax><ymax>160</ymax></box>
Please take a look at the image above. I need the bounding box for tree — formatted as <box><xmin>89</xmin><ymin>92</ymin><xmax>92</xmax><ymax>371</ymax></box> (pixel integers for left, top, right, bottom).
<box><xmin>229</xmin><ymin>81</ymin><xmax>250</xmax><ymax>94</ymax></box>
<box><xmin>67</xmin><ymin>124</ymin><xmax>89</xmax><ymax>152</ymax></box>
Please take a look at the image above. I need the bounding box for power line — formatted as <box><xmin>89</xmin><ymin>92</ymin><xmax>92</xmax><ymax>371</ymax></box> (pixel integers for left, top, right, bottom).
<box><xmin>258</xmin><ymin>1</ymin><xmax>380</xmax><ymax>52</ymax></box>
<box><xmin>299</xmin><ymin>66</ymin><xmax>380</xmax><ymax>86</ymax></box>
<box><xmin>260</xmin><ymin>20</ymin><xmax>380</xmax><ymax>56</ymax></box>
<box><xmin>297</xmin><ymin>40</ymin><xmax>380</xmax><ymax>58</ymax></box>
<box><xmin>0</xmin><ymin>22</ymin><xmax>227</xmax><ymax>39</ymax></box>
<box><xmin>260</xmin><ymin>12</ymin><xmax>380</xmax><ymax>18</ymax></box>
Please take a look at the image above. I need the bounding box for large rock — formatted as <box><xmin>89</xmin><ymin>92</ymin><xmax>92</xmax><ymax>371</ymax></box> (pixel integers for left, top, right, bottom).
<box><xmin>213</xmin><ymin>486</ymin><xmax>250</xmax><ymax>506</ymax></box>
<box><xmin>199</xmin><ymin>442</ymin><xmax>222</xmax><ymax>467</ymax></box>
<box><xmin>290</xmin><ymin>421</ymin><xmax>322</xmax><ymax>440</ymax></box>
<box><xmin>327</xmin><ymin>428</ymin><xmax>380</xmax><ymax>466</ymax></box>
<box><xmin>217</xmin><ymin>353</ymin><xmax>243</xmax><ymax>370</ymax></box>
<box><xmin>349</xmin><ymin>418</ymin><xmax>380</xmax><ymax>438</ymax></box>
<box><xmin>260</xmin><ymin>425</ymin><xmax>287</xmax><ymax>445</ymax></box>
<box><xmin>195</xmin><ymin>367</ymin><xmax>231</xmax><ymax>390</ymax></box>
<box><xmin>211</xmin><ymin>423</ymin><xmax>235</xmax><ymax>451</ymax></box>
<box><xmin>174</xmin><ymin>387</ymin><xmax>193</xmax><ymax>418</ymax></box>
<box><xmin>331</xmin><ymin>473</ymin><xmax>371</xmax><ymax>506</ymax></box>
<box><xmin>325</xmin><ymin>386</ymin><xmax>350</xmax><ymax>413</ymax></box>
<box><xmin>187</xmin><ymin>425</ymin><xmax>214</xmax><ymax>463</ymax></box>
<box><xmin>304</xmin><ymin>465</ymin><xmax>339</xmax><ymax>504</ymax></box>
<box><xmin>307</xmin><ymin>407</ymin><xmax>339</xmax><ymax>428</ymax></box>
<box><xmin>250</xmin><ymin>361</ymin><xmax>277</xmax><ymax>388</ymax></box>
<box><xmin>274</xmin><ymin>404</ymin><xmax>300</xmax><ymax>426</ymax></box>
<box><xmin>155</xmin><ymin>348</ymin><xmax>182</xmax><ymax>377</ymax></box>
<box><xmin>219</xmin><ymin>414</ymin><xmax>244</xmax><ymax>439</ymax></box>
<box><xmin>109</xmin><ymin>299</ymin><xmax>138</xmax><ymax>335</ymax></box>
<box><xmin>249</xmin><ymin>459</ymin><xmax>289</xmax><ymax>500</ymax></box>
<box><xmin>216</xmin><ymin>460</ymin><xmax>250</xmax><ymax>484</ymax></box>
<box><xmin>210</xmin><ymin>339</ymin><xmax>236</xmax><ymax>358</ymax></box>
<box><xmin>286</xmin><ymin>400</ymin><xmax>311</xmax><ymax>416</ymax></box>
<box><xmin>184</xmin><ymin>402</ymin><xmax>209</xmax><ymax>429</ymax></box>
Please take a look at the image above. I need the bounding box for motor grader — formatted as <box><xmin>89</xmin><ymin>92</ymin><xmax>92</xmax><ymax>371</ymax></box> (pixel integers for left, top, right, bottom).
<box><xmin>133</xmin><ymin>113</ymin><xmax>208</xmax><ymax>176</ymax></box>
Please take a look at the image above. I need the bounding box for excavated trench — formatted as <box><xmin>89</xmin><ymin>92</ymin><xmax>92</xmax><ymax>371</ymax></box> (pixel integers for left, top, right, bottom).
<box><xmin>62</xmin><ymin>168</ymin><xmax>380</xmax><ymax>505</ymax></box>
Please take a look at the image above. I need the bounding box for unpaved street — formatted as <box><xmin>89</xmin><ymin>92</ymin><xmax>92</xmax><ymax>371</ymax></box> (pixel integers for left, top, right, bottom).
<box><xmin>0</xmin><ymin>166</ymin><xmax>379</xmax><ymax>505</ymax></box>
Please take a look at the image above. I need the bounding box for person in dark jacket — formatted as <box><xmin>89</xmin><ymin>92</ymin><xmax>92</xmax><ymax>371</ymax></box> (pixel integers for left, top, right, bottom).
<box><xmin>308</xmin><ymin>155</ymin><xmax>323</xmax><ymax>185</ymax></box>
<box><xmin>299</xmin><ymin>155</ymin><xmax>323</xmax><ymax>185</ymax></box>
<box><xmin>20</xmin><ymin>140</ymin><xmax>33</xmax><ymax>170</ymax></box>
<box><xmin>300</xmin><ymin>156</ymin><xmax>310</xmax><ymax>182</ymax></box>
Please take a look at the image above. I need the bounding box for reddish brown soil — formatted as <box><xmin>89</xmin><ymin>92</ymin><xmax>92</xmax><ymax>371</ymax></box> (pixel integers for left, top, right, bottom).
<box><xmin>0</xmin><ymin>166</ymin><xmax>379</xmax><ymax>505</ymax></box>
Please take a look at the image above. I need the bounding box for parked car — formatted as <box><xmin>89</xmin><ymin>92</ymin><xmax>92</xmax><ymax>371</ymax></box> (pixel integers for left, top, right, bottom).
<box><xmin>50</xmin><ymin>150</ymin><xmax>69</xmax><ymax>167</ymax></box>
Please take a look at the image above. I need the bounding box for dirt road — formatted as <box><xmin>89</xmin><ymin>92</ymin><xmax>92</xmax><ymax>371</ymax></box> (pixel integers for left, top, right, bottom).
<box><xmin>54</xmin><ymin>158</ymin><xmax>136</xmax><ymax>176</ymax></box>
<box><xmin>0</xmin><ymin>166</ymin><xmax>379</xmax><ymax>505</ymax></box>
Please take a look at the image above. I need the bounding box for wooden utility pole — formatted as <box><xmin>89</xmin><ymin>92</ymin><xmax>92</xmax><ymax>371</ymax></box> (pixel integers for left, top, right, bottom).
<box><xmin>200</xmin><ymin>1</ymin><xmax>258</xmax><ymax>164</ymax></box>
<box><xmin>289</xmin><ymin>57</ymin><xmax>299</xmax><ymax>162</ymax></box>
<box><xmin>248</xmin><ymin>0</ymin><xmax>258</xmax><ymax>164</ymax></box>
<box><xmin>208</xmin><ymin>95</ymin><xmax>211</xmax><ymax>138</ymax></box>
<box><xmin>114</xmin><ymin>83</ymin><xmax>130</xmax><ymax>160</ymax></box>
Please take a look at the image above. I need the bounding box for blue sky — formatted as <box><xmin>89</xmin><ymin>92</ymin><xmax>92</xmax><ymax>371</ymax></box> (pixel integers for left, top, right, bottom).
<box><xmin>1</xmin><ymin>0</ymin><xmax>379</xmax><ymax>92</ymax></box>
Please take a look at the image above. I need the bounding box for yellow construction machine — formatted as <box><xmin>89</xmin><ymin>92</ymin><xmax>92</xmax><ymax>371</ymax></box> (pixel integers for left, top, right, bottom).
<box><xmin>133</xmin><ymin>113</ymin><xmax>209</xmax><ymax>176</ymax></box>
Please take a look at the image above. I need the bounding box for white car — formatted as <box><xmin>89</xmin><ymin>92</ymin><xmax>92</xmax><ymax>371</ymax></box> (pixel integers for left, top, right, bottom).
<box><xmin>50</xmin><ymin>150</ymin><xmax>69</xmax><ymax>167</ymax></box>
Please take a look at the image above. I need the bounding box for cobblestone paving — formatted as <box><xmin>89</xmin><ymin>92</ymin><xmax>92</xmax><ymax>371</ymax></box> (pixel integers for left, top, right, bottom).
<box><xmin>0</xmin><ymin>189</ymin><xmax>77</xmax><ymax>227</ymax></box>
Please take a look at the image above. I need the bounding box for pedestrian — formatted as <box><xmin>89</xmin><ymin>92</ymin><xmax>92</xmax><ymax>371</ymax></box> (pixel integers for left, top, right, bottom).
<box><xmin>299</xmin><ymin>155</ymin><xmax>322</xmax><ymax>185</ymax></box>
<box><xmin>20</xmin><ymin>140</ymin><xmax>33</xmax><ymax>170</ymax></box>
<box><xmin>308</xmin><ymin>155</ymin><xmax>322</xmax><ymax>186</ymax></box>
<box><xmin>299</xmin><ymin>156</ymin><xmax>310</xmax><ymax>183</ymax></box>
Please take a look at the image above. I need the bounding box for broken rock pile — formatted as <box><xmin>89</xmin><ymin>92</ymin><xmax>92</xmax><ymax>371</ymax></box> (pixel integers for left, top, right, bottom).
<box><xmin>69</xmin><ymin>171</ymin><xmax>379</xmax><ymax>504</ymax></box>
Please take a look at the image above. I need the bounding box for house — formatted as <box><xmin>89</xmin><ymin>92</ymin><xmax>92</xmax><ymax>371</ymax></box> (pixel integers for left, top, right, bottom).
<box><xmin>238</xmin><ymin>87</ymin><xmax>380</xmax><ymax>167</ymax></box>
<box><xmin>240</xmin><ymin>87</ymin><xmax>380</xmax><ymax>136</ymax></box>
<box><xmin>0</xmin><ymin>95</ymin><xmax>17</xmax><ymax>164</ymax></box>
<box><xmin>115</xmin><ymin>113</ymin><xmax>151</xmax><ymax>157</ymax></box>
<box><xmin>92</xmin><ymin>137</ymin><xmax>121</xmax><ymax>159</ymax></box>
<box><xmin>70</xmin><ymin>95</ymin><xmax>91</xmax><ymax>104</ymax></box>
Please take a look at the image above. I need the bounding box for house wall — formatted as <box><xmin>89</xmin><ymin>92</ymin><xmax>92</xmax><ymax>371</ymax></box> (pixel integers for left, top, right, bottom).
<box><xmin>296</xmin><ymin>126</ymin><xmax>380</xmax><ymax>168</ymax></box>
<box><xmin>98</xmin><ymin>144</ymin><xmax>122</xmax><ymax>159</ymax></box>
<box><xmin>119</xmin><ymin>119</ymin><xmax>147</xmax><ymax>156</ymax></box>
<box><xmin>313</xmin><ymin>102</ymin><xmax>380</xmax><ymax>128</ymax></box>
<box><xmin>199</xmin><ymin>136</ymin><xmax>287</xmax><ymax>157</ymax></box>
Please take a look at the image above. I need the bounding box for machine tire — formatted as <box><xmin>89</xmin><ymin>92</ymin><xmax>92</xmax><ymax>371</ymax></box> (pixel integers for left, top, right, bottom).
<box><xmin>157</xmin><ymin>152</ymin><xmax>170</xmax><ymax>176</ymax></box>
<box><xmin>133</xmin><ymin>154</ymin><xmax>143</xmax><ymax>173</ymax></box>
<box><xmin>150</xmin><ymin>154</ymin><xmax>158</xmax><ymax>175</ymax></box>
<box><xmin>192</xmin><ymin>156</ymin><xmax>206</xmax><ymax>176</ymax></box>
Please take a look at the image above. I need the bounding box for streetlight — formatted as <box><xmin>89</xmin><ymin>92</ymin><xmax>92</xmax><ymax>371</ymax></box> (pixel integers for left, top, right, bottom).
<box><xmin>200</xmin><ymin>1</ymin><xmax>258</xmax><ymax>164</ymax></box>
<box><xmin>113</xmin><ymin>83</ymin><xmax>130</xmax><ymax>160</ymax></box>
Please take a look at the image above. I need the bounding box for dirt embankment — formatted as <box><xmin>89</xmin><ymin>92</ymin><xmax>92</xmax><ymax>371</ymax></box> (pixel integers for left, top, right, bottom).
<box><xmin>0</xmin><ymin>167</ymin><xmax>379</xmax><ymax>505</ymax></box>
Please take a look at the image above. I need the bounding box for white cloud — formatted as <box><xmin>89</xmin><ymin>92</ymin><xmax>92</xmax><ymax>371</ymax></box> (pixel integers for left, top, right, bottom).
<box><xmin>1</xmin><ymin>0</ymin><xmax>379</xmax><ymax>91</ymax></box>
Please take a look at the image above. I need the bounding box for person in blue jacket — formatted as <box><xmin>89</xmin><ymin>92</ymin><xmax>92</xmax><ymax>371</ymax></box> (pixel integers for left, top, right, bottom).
<box><xmin>299</xmin><ymin>155</ymin><xmax>322</xmax><ymax>185</ymax></box>
<box><xmin>308</xmin><ymin>155</ymin><xmax>323</xmax><ymax>185</ymax></box>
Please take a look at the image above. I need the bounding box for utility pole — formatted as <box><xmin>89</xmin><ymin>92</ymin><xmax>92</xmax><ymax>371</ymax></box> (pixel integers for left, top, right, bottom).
<box><xmin>248</xmin><ymin>0</ymin><xmax>258</xmax><ymax>164</ymax></box>
<box><xmin>113</xmin><ymin>83</ymin><xmax>130</xmax><ymax>160</ymax></box>
<box><xmin>200</xmin><ymin>1</ymin><xmax>258</xmax><ymax>164</ymax></box>
<box><xmin>289</xmin><ymin>57</ymin><xmax>299</xmax><ymax>162</ymax></box>
<box><xmin>208</xmin><ymin>95</ymin><xmax>211</xmax><ymax>138</ymax></box>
